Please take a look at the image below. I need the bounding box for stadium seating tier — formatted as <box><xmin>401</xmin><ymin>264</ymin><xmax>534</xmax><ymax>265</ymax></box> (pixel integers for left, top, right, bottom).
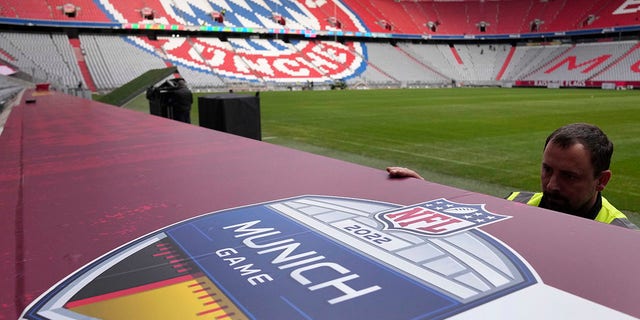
<box><xmin>2</xmin><ymin>1</ymin><xmax>640</xmax><ymax>89</ymax></box>
<box><xmin>3</xmin><ymin>0</ymin><xmax>640</xmax><ymax>35</ymax></box>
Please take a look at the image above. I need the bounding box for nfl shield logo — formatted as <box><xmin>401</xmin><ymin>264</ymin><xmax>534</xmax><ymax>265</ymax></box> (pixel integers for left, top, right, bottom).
<box><xmin>375</xmin><ymin>198</ymin><xmax>510</xmax><ymax>237</ymax></box>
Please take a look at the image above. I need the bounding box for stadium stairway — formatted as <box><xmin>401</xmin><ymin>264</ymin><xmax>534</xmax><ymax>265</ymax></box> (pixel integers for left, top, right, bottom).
<box><xmin>519</xmin><ymin>44</ymin><xmax>576</xmax><ymax>80</ymax></box>
<box><xmin>364</xmin><ymin>60</ymin><xmax>399</xmax><ymax>84</ymax></box>
<box><xmin>395</xmin><ymin>45</ymin><xmax>450</xmax><ymax>81</ymax></box>
<box><xmin>0</xmin><ymin>48</ymin><xmax>15</xmax><ymax>62</ymax></box>
<box><xmin>449</xmin><ymin>46</ymin><xmax>464</xmax><ymax>65</ymax></box>
<box><xmin>495</xmin><ymin>46</ymin><xmax>516</xmax><ymax>81</ymax></box>
<box><xmin>69</xmin><ymin>38</ymin><xmax>96</xmax><ymax>92</ymax></box>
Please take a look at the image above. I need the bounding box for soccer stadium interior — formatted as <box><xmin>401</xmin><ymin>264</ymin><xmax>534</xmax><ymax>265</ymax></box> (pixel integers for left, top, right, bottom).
<box><xmin>3</xmin><ymin>3</ymin><xmax>640</xmax><ymax>318</ymax></box>
<box><xmin>0</xmin><ymin>0</ymin><xmax>640</xmax><ymax>101</ymax></box>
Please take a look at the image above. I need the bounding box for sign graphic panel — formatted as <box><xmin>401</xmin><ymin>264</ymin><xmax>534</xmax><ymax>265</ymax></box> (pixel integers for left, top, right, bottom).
<box><xmin>22</xmin><ymin>196</ymin><xmax>537</xmax><ymax>320</ymax></box>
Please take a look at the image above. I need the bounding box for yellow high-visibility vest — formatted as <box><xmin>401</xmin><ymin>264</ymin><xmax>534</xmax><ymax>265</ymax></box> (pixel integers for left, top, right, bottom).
<box><xmin>507</xmin><ymin>191</ymin><xmax>638</xmax><ymax>229</ymax></box>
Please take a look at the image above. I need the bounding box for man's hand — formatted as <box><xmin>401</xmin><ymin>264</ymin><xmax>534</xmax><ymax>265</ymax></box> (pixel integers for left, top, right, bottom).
<box><xmin>386</xmin><ymin>167</ymin><xmax>424</xmax><ymax>180</ymax></box>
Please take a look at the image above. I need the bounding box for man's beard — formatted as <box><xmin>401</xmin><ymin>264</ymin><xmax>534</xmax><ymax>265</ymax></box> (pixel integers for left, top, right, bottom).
<box><xmin>542</xmin><ymin>192</ymin><xmax>574</xmax><ymax>215</ymax></box>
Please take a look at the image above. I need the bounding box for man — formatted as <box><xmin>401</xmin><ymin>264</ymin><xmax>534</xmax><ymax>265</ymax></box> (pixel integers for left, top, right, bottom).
<box><xmin>169</xmin><ymin>78</ymin><xmax>193</xmax><ymax>124</ymax></box>
<box><xmin>387</xmin><ymin>123</ymin><xmax>638</xmax><ymax>229</ymax></box>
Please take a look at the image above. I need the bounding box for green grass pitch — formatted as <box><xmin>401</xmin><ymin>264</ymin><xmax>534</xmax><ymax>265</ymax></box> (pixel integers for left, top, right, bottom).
<box><xmin>125</xmin><ymin>88</ymin><xmax>640</xmax><ymax>225</ymax></box>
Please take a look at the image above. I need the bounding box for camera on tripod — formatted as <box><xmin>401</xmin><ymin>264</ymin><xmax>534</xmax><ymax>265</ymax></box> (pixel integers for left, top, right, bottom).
<box><xmin>146</xmin><ymin>78</ymin><xmax>183</xmax><ymax>119</ymax></box>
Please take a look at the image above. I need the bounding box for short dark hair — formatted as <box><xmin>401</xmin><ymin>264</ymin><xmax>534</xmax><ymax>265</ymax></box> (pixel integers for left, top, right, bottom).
<box><xmin>544</xmin><ymin>123</ymin><xmax>613</xmax><ymax>177</ymax></box>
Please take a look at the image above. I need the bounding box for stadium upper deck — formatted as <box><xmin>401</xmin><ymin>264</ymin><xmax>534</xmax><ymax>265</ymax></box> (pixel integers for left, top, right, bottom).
<box><xmin>1</xmin><ymin>0</ymin><xmax>640</xmax><ymax>37</ymax></box>
<box><xmin>1</xmin><ymin>0</ymin><xmax>640</xmax><ymax>91</ymax></box>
